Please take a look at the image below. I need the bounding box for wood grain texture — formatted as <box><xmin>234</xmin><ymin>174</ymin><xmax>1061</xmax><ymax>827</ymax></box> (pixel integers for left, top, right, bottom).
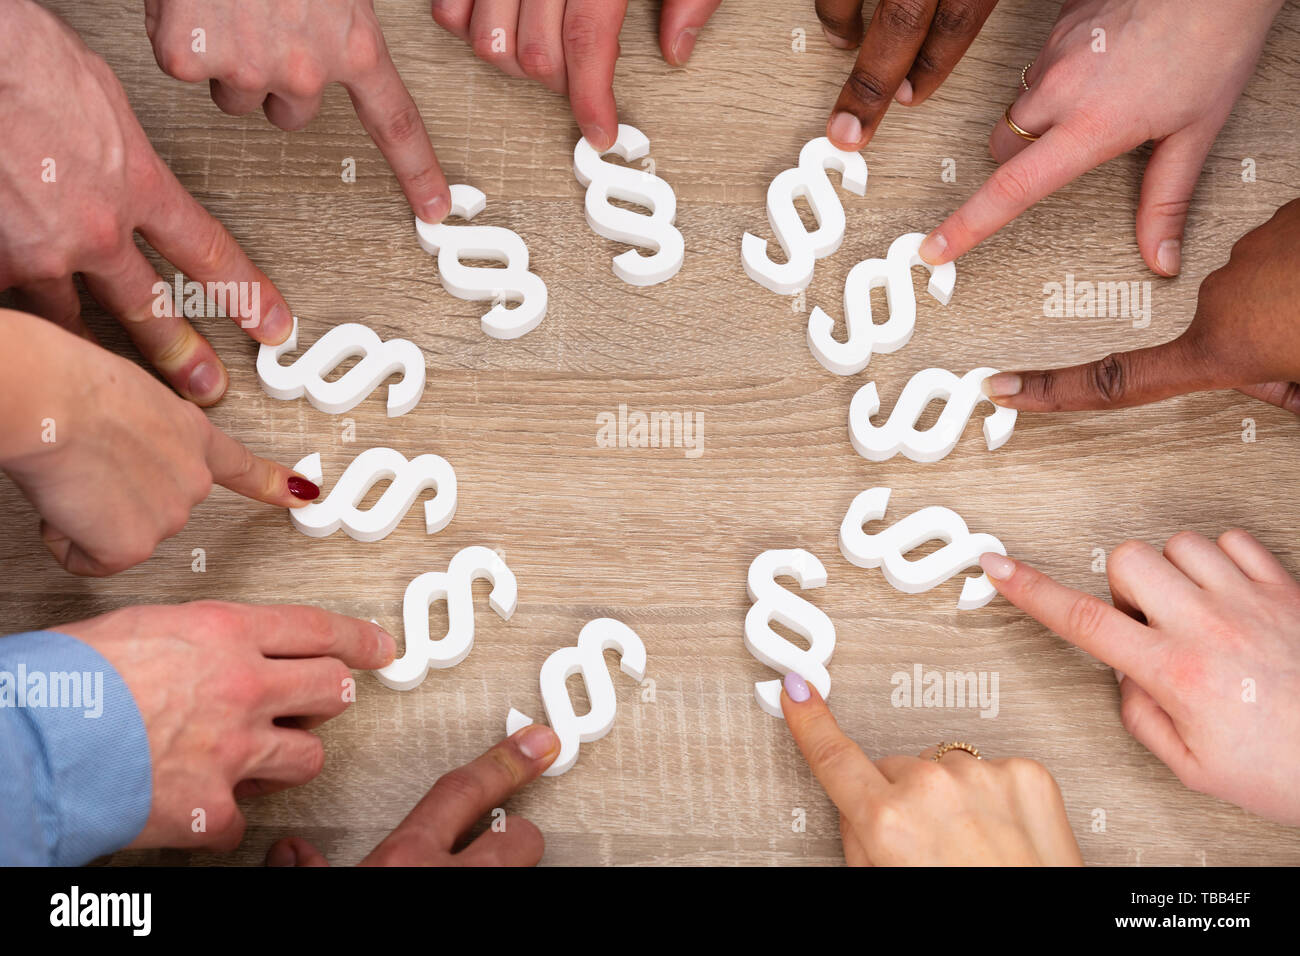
<box><xmin>3</xmin><ymin>0</ymin><xmax>1299</xmax><ymax>865</ymax></box>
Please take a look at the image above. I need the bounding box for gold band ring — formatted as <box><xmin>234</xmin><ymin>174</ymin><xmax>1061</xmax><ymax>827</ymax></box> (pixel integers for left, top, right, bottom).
<box><xmin>932</xmin><ymin>741</ymin><xmax>982</xmax><ymax>762</ymax></box>
<box><xmin>1003</xmin><ymin>106</ymin><xmax>1040</xmax><ymax>142</ymax></box>
<box><xmin>1020</xmin><ymin>61</ymin><xmax>1033</xmax><ymax>92</ymax></box>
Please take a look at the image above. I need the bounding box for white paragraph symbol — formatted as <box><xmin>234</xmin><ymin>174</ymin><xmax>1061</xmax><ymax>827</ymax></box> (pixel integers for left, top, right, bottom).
<box><xmin>289</xmin><ymin>447</ymin><xmax>457</xmax><ymax>543</ymax></box>
<box><xmin>742</xmin><ymin>137</ymin><xmax>868</xmax><ymax>295</ymax></box>
<box><xmin>849</xmin><ymin>367</ymin><xmax>1018</xmax><ymax>463</ymax></box>
<box><xmin>808</xmin><ymin>232</ymin><xmax>955</xmax><ymax>375</ymax></box>
<box><xmin>415</xmin><ymin>184</ymin><xmax>548</xmax><ymax>339</ymax></box>
<box><xmin>506</xmin><ymin>618</ymin><xmax>647</xmax><ymax>776</ymax></box>
<box><xmin>838</xmin><ymin>487</ymin><xmax>1005</xmax><ymax>610</ymax></box>
<box><xmin>257</xmin><ymin>316</ymin><xmax>425</xmax><ymax>417</ymax></box>
<box><xmin>574</xmin><ymin>124</ymin><xmax>684</xmax><ymax>286</ymax></box>
<box><xmin>376</xmin><ymin>547</ymin><xmax>517</xmax><ymax>691</ymax></box>
<box><xmin>744</xmin><ymin>549</ymin><xmax>836</xmax><ymax>719</ymax></box>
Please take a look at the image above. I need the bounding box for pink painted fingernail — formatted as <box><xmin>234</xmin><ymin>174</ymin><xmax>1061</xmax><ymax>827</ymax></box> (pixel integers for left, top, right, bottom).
<box><xmin>980</xmin><ymin>552</ymin><xmax>1015</xmax><ymax>580</ymax></box>
<box><xmin>784</xmin><ymin>671</ymin><xmax>810</xmax><ymax>703</ymax></box>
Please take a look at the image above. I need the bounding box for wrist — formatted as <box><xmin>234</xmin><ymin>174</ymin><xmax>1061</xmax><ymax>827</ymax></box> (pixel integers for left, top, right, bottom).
<box><xmin>0</xmin><ymin>309</ymin><xmax>89</xmax><ymax>470</ymax></box>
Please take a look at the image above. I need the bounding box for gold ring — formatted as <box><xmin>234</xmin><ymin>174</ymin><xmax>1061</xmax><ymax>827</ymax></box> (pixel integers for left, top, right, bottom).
<box><xmin>1020</xmin><ymin>61</ymin><xmax>1033</xmax><ymax>92</ymax></box>
<box><xmin>1003</xmin><ymin>106</ymin><xmax>1040</xmax><ymax>142</ymax></box>
<box><xmin>933</xmin><ymin>741</ymin><xmax>982</xmax><ymax>762</ymax></box>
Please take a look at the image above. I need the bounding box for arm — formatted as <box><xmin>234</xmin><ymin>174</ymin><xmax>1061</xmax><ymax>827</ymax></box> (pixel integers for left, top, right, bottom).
<box><xmin>0</xmin><ymin>631</ymin><xmax>150</xmax><ymax>865</ymax></box>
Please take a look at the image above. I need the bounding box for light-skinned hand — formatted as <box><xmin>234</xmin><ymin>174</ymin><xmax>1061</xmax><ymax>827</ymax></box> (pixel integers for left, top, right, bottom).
<box><xmin>143</xmin><ymin>0</ymin><xmax>451</xmax><ymax>223</ymax></box>
<box><xmin>59</xmin><ymin>601</ymin><xmax>397</xmax><ymax>851</ymax></box>
<box><xmin>782</xmin><ymin>676</ymin><xmax>1083</xmax><ymax>865</ymax></box>
<box><xmin>920</xmin><ymin>0</ymin><xmax>1285</xmax><ymax>277</ymax></box>
<box><xmin>430</xmin><ymin>0</ymin><xmax>723</xmax><ymax>151</ymax></box>
<box><xmin>0</xmin><ymin>309</ymin><xmax>319</xmax><ymax>576</ymax></box>
<box><xmin>0</xmin><ymin>0</ymin><xmax>295</xmax><ymax>405</ymax></box>
<box><xmin>980</xmin><ymin>528</ymin><xmax>1300</xmax><ymax>826</ymax></box>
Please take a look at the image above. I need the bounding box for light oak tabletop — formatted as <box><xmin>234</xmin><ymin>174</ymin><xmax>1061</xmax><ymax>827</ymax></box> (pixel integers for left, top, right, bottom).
<box><xmin>3</xmin><ymin>0</ymin><xmax>1298</xmax><ymax>865</ymax></box>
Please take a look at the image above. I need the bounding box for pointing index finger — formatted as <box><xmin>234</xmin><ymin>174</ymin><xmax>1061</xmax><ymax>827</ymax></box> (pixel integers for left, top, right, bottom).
<box><xmin>248</xmin><ymin>604</ymin><xmax>397</xmax><ymax>670</ymax></box>
<box><xmin>201</xmin><ymin>414</ymin><xmax>320</xmax><ymax>508</ymax></box>
<box><xmin>827</xmin><ymin>0</ymin><xmax>940</xmax><ymax>150</ymax></box>
<box><xmin>780</xmin><ymin>675</ymin><xmax>889</xmax><ymax>827</ymax></box>
<box><xmin>920</xmin><ymin>121</ymin><xmax>1110</xmax><ymax>265</ymax></box>
<box><xmin>563</xmin><ymin>0</ymin><xmax>629</xmax><ymax>151</ymax></box>
<box><xmin>978</xmin><ymin>552</ymin><xmax>1157</xmax><ymax>685</ymax></box>
<box><xmin>363</xmin><ymin>726</ymin><xmax>560</xmax><ymax>863</ymax></box>
<box><xmin>137</xmin><ymin>160</ymin><xmax>294</xmax><ymax>346</ymax></box>
<box><xmin>343</xmin><ymin>38</ymin><xmax>451</xmax><ymax>224</ymax></box>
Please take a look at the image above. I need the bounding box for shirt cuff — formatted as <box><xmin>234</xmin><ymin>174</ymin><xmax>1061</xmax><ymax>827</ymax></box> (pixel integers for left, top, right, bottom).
<box><xmin>0</xmin><ymin>630</ymin><xmax>152</xmax><ymax>865</ymax></box>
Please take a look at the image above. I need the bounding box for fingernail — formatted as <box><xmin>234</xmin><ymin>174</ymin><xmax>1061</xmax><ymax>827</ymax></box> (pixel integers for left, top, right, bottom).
<box><xmin>919</xmin><ymin>231</ymin><xmax>948</xmax><ymax>264</ymax></box>
<box><xmin>821</xmin><ymin>26</ymin><xmax>856</xmax><ymax>50</ymax></box>
<box><xmin>420</xmin><ymin>192</ymin><xmax>449</xmax><ymax>225</ymax></box>
<box><xmin>983</xmin><ymin>373</ymin><xmax>1022</xmax><ymax>398</ymax></box>
<box><xmin>1113</xmin><ymin>668</ymin><xmax>1126</xmax><ymax>684</ymax></box>
<box><xmin>671</xmin><ymin>27</ymin><xmax>698</xmax><ymax>65</ymax></box>
<box><xmin>517</xmin><ymin>724</ymin><xmax>559</xmax><ymax>760</ymax></box>
<box><xmin>828</xmin><ymin>112</ymin><xmax>863</xmax><ymax>149</ymax></box>
<box><xmin>266</xmin><ymin>841</ymin><xmax>298</xmax><ymax>867</ymax></box>
<box><xmin>288</xmin><ymin>476</ymin><xmax>320</xmax><ymax>501</ymax></box>
<box><xmin>980</xmin><ymin>552</ymin><xmax>1016</xmax><ymax>580</ymax></box>
<box><xmin>895</xmin><ymin>78</ymin><xmax>914</xmax><ymax>105</ymax></box>
<box><xmin>375</xmin><ymin>626</ymin><xmax>397</xmax><ymax>665</ymax></box>
<box><xmin>1156</xmin><ymin>238</ymin><xmax>1181</xmax><ymax>276</ymax></box>
<box><xmin>783</xmin><ymin>671</ymin><xmax>810</xmax><ymax>703</ymax></box>
<box><xmin>583</xmin><ymin>126</ymin><xmax>610</xmax><ymax>151</ymax></box>
<box><xmin>186</xmin><ymin>361</ymin><xmax>225</xmax><ymax>403</ymax></box>
<box><xmin>261</xmin><ymin>303</ymin><xmax>291</xmax><ymax>341</ymax></box>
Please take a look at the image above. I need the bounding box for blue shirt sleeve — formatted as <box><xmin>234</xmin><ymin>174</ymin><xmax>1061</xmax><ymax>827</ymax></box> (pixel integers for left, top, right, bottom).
<box><xmin>0</xmin><ymin>630</ymin><xmax>152</xmax><ymax>866</ymax></box>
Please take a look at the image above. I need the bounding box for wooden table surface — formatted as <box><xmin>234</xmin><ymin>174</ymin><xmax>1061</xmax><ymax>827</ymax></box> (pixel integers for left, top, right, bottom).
<box><xmin>4</xmin><ymin>0</ymin><xmax>1299</xmax><ymax>866</ymax></box>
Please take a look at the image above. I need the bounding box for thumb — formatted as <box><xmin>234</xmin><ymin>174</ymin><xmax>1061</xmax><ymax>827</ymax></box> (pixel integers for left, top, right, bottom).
<box><xmin>981</xmin><ymin>336</ymin><xmax>1216</xmax><ymax>412</ymax></box>
<box><xmin>1136</xmin><ymin>129</ymin><xmax>1214</xmax><ymax>277</ymax></box>
<box><xmin>659</xmin><ymin>0</ymin><xmax>723</xmax><ymax>66</ymax></box>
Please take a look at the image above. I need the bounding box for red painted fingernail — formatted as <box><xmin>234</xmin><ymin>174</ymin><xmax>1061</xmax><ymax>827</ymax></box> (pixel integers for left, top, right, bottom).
<box><xmin>288</xmin><ymin>476</ymin><xmax>320</xmax><ymax>500</ymax></box>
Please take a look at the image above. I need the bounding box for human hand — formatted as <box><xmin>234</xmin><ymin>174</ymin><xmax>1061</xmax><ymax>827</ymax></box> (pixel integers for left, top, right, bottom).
<box><xmin>981</xmin><ymin>198</ymin><xmax>1300</xmax><ymax>415</ymax></box>
<box><xmin>0</xmin><ymin>0</ymin><xmax>294</xmax><ymax>406</ymax></box>
<box><xmin>0</xmin><ymin>310</ymin><xmax>319</xmax><ymax>576</ymax></box>
<box><xmin>979</xmin><ymin>530</ymin><xmax>1300</xmax><ymax>826</ymax></box>
<box><xmin>264</xmin><ymin>724</ymin><xmax>559</xmax><ymax>866</ymax></box>
<box><xmin>919</xmin><ymin>0</ymin><xmax>1285</xmax><ymax>276</ymax></box>
<box><xmin>430</xmin><ymin>0</ymin><xmax>723</xmax><ymax>150</ymax></box>
<box><xmin>144</xmin><ymin>0</ymin><xmax>450</xmax><ymax>223</ymax></box>
<box><xmin>57</xmin><ymin>601</ymin><xmax>397</xmax><ymax>851</ymax></box>
<box><xmin>781</xmin><ymin>675</ymin><xmax>1082</xmax><ymax>865</ymax></box>
<box><xmin>817</xmin><ymin>0</ymin><xmax>999</xmax><ymax>151</ymax></box>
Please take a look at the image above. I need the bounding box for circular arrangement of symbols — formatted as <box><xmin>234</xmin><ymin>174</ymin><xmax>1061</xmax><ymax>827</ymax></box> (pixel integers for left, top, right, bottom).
<box><xmin>257</xmin><ymin>130</ymin><xmax>1018</xmax><ymax>770</ymax></box>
